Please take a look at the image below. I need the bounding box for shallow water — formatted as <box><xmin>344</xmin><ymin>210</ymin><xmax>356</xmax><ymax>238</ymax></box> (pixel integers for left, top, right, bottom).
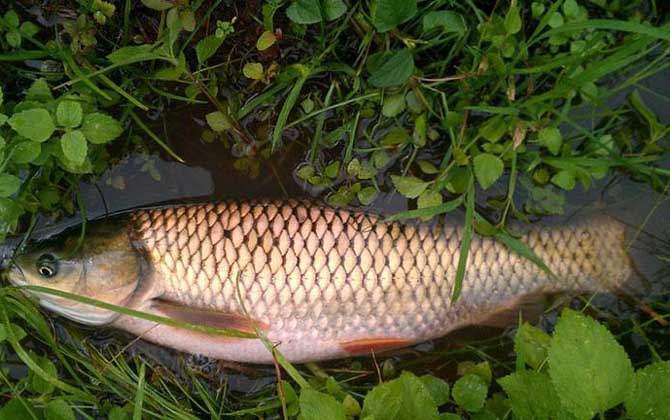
<box><xmin>8</xmin><ymin>70</ymin><xmax>670</xmax><ymax>397</ymax></box>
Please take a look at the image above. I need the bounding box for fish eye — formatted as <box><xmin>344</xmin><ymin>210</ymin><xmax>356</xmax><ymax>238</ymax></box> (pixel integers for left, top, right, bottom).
<box><xmin>36</xmin><ymin>254</ymin><xmax>59</xmax><ymax>279</ymax></box>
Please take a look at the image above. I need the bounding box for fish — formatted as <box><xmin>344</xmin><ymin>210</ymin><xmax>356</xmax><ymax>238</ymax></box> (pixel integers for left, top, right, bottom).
<box><xmin>4</xmin><ymin>199</ymin><xmax>633</xmax><ymax>363</ymax></box>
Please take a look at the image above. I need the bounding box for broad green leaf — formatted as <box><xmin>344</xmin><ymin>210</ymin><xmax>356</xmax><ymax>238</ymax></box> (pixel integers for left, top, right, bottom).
<box><xmin>256</xmin><ymin>30</ymin><xmax>276</xmax><ymax>51</ymax></box>
<box><xmin>56</xmin><ymin>100</ymin><xmax>83</xmax><ymax>128</ymax></box>
<box><xmin>0</xmin><ymin>114</ymin><xmax>6</xmax><ymax>127</ymax></box>
<box><xmin>9</xmin><ymin>109</ymin><xmax>55</xmax><ymax>142</ymax></box>
<box><xmin>420</xmin><ymin>374</ymin><xmax>450</xmax><ymax>406</ymax></box>
<box><xmin>452</xmin><ymin>374</ymin><xmax>488</xmax><ymax>412</ymax></box>
<box><xmin>357</xmin><ymin>186</ymin><xmax>377</xmax><ymax>205</ymax></box>
<box><xmin>287</xmin><ymin>0</ymin><xmax>321</xmax><ymax>24</ymax></box>
<box><xmin>0</xmin><ymin>399</ymin><xmax>36</xmax><ymax>419</ymax></box>
<box><xmin>396</xmin><ymin>371</ymin><xmax>440</xmax><ymax>420</ymax></box>
<box><xmin>548</xmin><ymin>309</ymin><xmax>634</xmax><ymax>419</ymax></box>
<box><xmin>205</xmin><ymin>111</ymin><xmax>232</xmax><ymax>132</ymax></box>
<box><xmin>106</xmin><ymin>44</ymin><xmax>158</xmax><ymax>64</ymax></box>
<box><xmin>473</xmin><ymin>153</ymin><xmax>504</xmax><ymax>190</ymax></box>
<box><xmin>422</xmin><ymin>11</ymin><xmax>466</xmax><ymax>34</ymax></box>
<box><xmin>3</xmin><ymin>10</ymin><xmax>19</xmax><ymax>28</ymax></box>
<box><xmin>514</xmin><ymin>322</ymin><xmax>551</xmax><ymax>370</ymax></box>
<box><xmin>417</xmin><ymin>190</ymin><xmax>443</xmax><ymax>210</ymax></box>
<box><xmin>381</xmin><ymin>127</ymin><xmax>410</xmax><ymax>146</ymax></box>
<box><xmin>141</xmin><ymin>0</ymin><xmax>174</xmax><ymax>11</ymax></box>
<box><xmin>498</xmin><ymin>371</ymin><xmax>573</xmax><ymax>420</ymax></box>
<box><xmin>179</xmin><ymin>9</ymin><xmax>195</xmax><ymax>32</ymax></box>
<box><xmin>413</xmin><ymin>113</ymin><xmax>427</xmax><ymax>146</ymax></box>
<box><xmin>372</xmin><ymin>0</ymin><xmax>417</xmax><ymax>32</ymax></box>
<box><xmin>195</xmin><ymin>34</ymin><xmax>224</xmax><ymax>64</ymax></box>
<box><xmin>362</xmin><ymin>379</ymin><xmax>402</xmax><ymax>419</ymax></box>
<box><xmin>539</xmin><ymin>127</ymin><xmax>562</xmax><ymax>155</ymax></box>
<box><xmin>61</xmin><ymin>130</ymin><xmax>88</xmax><ymax>165</ymax></box>
<box><xmin>153</xmin><ymin>52</ymin><xmax>186</xmax><ymax>81</ymax></box>
<box><xmin>26</xmin><ymin>78</ymin><xmax>53</xmax><ymax>102</ymax></box>
<box><xmin>0</xmin><ymin>174</ymin><xmax>21</xmax><ymax>197</ymax></box>
<box><xmin>19</xmin><ymin>21</ymin><xmax>39</xmax><ymax>37</ymax></box>
<box><xmin>368</xmin><ymin>49</ymin><xmax>415</xmax><ymax>88</ymax></box>
<box><xmin>6</xmin><ymin>31</ymin><xmax>21</xmax><ymax>48</ymax></box>
<box><xmin>0</xmin><ymin>86</ymin><xmax>3</xmax><ymax>105</ymax></box>
<box><xmin>44</xmin><ymin>398</ymin><xmax>76</xmax><ymax>420</ymax></box>
<box><xmin>391</xmin><ymin>175</ymin><xmax>429</xmax><ymax>199</ymax></box>
<box><xmin>625</xmin><ymin>361</ymin><xmax>670</xmax><ymax>420</ymax></box>
<box><xmin>550</xmin><ymin>170</ymin><xmax>575</xmax><ymax>190</ymax></box>
<box><xmin>81</xmin><ymin>113</ymin><xmax>123</xmax><ymax>144</ymax></box>
<box><xmin>287</xmin><ymin>0</ymin><xmax>346</xmax><ymax>24</ymax></box>
<box><xmin>323</xmin><ymin>0</ymin><xmax>347</xmax><ymax>21</ymax></box>
<box><xmin>479</xmin><ymin>115</ymin><xmax>507</xmax><ymax>143</ymax></box>
<box><xmin>243</xmin><ymin>62</ymin><xmax>264</xmax><ymax>80</ymax></box>
<box><xmin>11</xmin><ymin>141</ymin><xmax>41</xmax><ymax>164</ymax></box>
<box><xmin>27</xmin><ymin>354</ymin><xmax>58</xmax><ymax>394</ymax></box>
<box><xmin>457</xmin><ymin>361</ymin><xmax>492</xmax><ymax>386</ymax></box>
<box><xmin>382</xmin><ymin>93</ymin><xmax>406</xmax><ymax>117</ymax></box>
<box><xmin>504</xmin><ymin>5</ymin><xmax>522</xmax><ymax>35</ymax></box>
<box><xmin>299</xmin><ymin>389</ymin><xmax>346</xmax><ymax>420</ymax></box>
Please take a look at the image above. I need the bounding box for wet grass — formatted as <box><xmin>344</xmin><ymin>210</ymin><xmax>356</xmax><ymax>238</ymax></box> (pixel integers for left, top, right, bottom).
<box><xmin>0</xmin><ymin>0</ymin><xmax>670</xmax><ymax>418</ymax></box>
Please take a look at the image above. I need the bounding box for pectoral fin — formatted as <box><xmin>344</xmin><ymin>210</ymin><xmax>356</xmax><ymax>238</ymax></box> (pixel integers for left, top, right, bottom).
<box><xmin>151</xmin><ymin>299</ymin><xmax>267</xmax><ymax>334</ymax></box>
<box><xmin>340</xmin><ymin>337</ymin><xmax>412</xmax><ymax>355</ymax></box>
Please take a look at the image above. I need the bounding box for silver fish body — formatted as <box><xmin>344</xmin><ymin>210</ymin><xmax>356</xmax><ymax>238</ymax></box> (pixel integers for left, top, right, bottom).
<box><xmin>103</xmin><ymin>199</ymin><xmax>631</xmax><ymax>363</ymax></box>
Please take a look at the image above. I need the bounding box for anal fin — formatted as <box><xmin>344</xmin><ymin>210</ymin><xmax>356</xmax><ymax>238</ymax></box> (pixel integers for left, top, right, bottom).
<box><xmin>475</xmin><ymin>292</ymin><xmax>547</xmax><ymax>328</ymax></box>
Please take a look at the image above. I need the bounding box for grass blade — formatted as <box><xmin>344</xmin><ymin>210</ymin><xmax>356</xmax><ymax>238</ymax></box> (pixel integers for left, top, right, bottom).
<box><xmin>272</xmin><ymin>68</ymin><xmax>311</xmax><ymax>152</ymax></box>
<box><xmin>129</xmin><ymin>110</ymin><xmax>185</xmax><ymax>163</ymax></box>
<box><xmin>385</xmin><ymin>196</ymin><xmax>464</xmax><ymax>222</ymax></box>
<box><xmin>452</xmin><ymin>174</ymin><xmax>474</xmax><ymax>303</ymax></box>
<box><xmin>133</xmin><ymin>363</ymin><xmax>146</xmax><ymax>420</ymax></box>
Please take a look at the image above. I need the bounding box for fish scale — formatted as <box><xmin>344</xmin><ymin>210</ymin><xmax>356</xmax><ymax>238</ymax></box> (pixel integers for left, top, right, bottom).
<box><xmin>123</xmin><ymin>199</ymin><xmax>632</xmax><ymax>362</ymax></box>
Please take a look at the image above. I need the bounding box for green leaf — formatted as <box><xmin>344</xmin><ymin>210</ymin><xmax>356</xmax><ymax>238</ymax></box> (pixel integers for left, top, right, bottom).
<box><xmin>422</xmin><ymin>11</ymin><xmax>466</xmax><ymax>34</ymax></box>
<box><xmin>479</xmin><ymin>115</ymin><xmax>507</xmax><ymax>143</ymax></box>
<box><xmin>391</xmin><ymin>175</ymin><xmax>429</xmax><ymax>199</ymax></box>
<box><xmin>300</xmin><ymin>389</ymin><xmax>346</xmax><ymax>420</ymax></box>
<box><xmin>0</xmin><ymin>114</ymin><xmax>6</xmax><ymax>126</ymax></box>
<box><xmin>368</xmin><ymin>49</ymin><xmax>415</xmax><ymax>88</ymax></box>
<box><xmin>19</xmin><ymin>21</ymin><xmax>39</xmax><ymax>37</ymax></box>
<box><xmin>514</xmin><ymin>322</ymin><xmax>551</xmax><ymax>370</ymax></box>
<box><xmin>550</xmin><ymin>170</ymin><xmax>575</xmax><ymax>190</ymax></box>
<box><xmin>195</xmin><ymin>34</ymin><xmax>225</xmax><ymax>64</ymax></box>
<box><xmin>420</xmin><ymin>375</ymin><xmax>450</xmax><ymax>406</ymax></box>
<box><xmin>381</xmin><ymin>127</ymin><xmax>410</xmax><ymax>146</ymax></box>
<box><xmin>243</xmin><ymin>62</ymin><xmax>264</xmax><ymax>80</ymax></box>
<box><xmin>81</xmin><ymin>113</ymin><xmax>123</xmax><ymax>144</ymax></box>
<box><xmin>26</xmin><ymin>78</ymin><xmax>54</xmax><ymax>102</ymax></box>
<box><xmin>357</xmin><ymin>186</ymin><xmax>377</xmax><ymax>205</ymax></box>
<box><xmin>11</xmin><ymin>141</ymin><xmax>41</xmax><ymax>164</ymax></box>
<box><xmin>0</xmin><ymin>174</ymin><xmax>21</xmax><ymax>198</ymax></box>
<box><xmin>61</xmin><ymin>130</ymin><xmax>88</xmax><ymax>165</ymax></box>
<box><xmin>28</xmin><ymin>354</ymin><xmax>58</xmax><ymax>394</ymax></box>
<box><xmin>44</xmin><ymin>399</ymin><xmax>76</xmax><ymax>420</ymax></box>
<box><xmin>141</xmin><ymin>0</ymin><xmax>174</xmax><ymax>11</ymax></box>
<box><xmin>179</xmin><ymin>9</ymin><xmax>196</xmax><ymax>32</ymax></box>
<box><xmin>0</xmin><ymin>399</ymin><xmax>36</xmax><ymax>419</ymax></box>
<box><xmin>504</xmin><ymin>5</ymin><xmax>522</xmax><ymax>35</ymax></box>
<box><xmin>372</xmin><ymin>0</ymin><xmax>417</xmax><ymax>32</ymax></box>
<box><xmin>417</xmin><ymin>190</ymin><xmax>443</xmax><ymax>210</ymax></box>
<box><xmin>0</xmin><ymin>86</ymin><xmax>3</xmax><ymax>105</ymax></box>
<box><xmin>287</xmin><ymin>0</ymin><xmax>321</xmax><ymax>24</ymax></box>
<box><xmin>473</xmin><ymin>153</ymin><xmax>504</xmax><ymax>190</ymax></box>
<box><xmin>452</xmin><ymin>374</ymin><xmax>488</xmax><ymax>412</ymax></box>
<box><xmin>625</xmin><ymin>361</ymin><xmax>670</xmax><ymax>420</ymax></box>
<box><xmin>548</xmin><ymin>309</ymin><xmax>634</xmax><ymax>419</ymax></box>
<box><xmin>56</xmin><ymin>100</ymin><xmax>83</xmax><ymax>128</ymax></box>
<box><xmin>396</xmin><ymin>371</ymin><xmax>440</xmax><ymax>419</ymax></box>
<box><xmin>257</xmin><ymin>30</ymin><xmax>277</xmax><ymax>51</ymax></box>
<box><xmin>362</xmin><ymin>379</ymin><xmax>402</xmax><ymax>419</ymax></box>
<box><xmin>538</xmin><ymin>127</ymin><xmax>562</xmax><ymax>155</ymax></box>
<box><xmin>205</xmin><ymin>111</ymin><xmax>232</xmax><ymax>132</ymax></box>
<box><xmin>6</xmin><ymin>31</ymin><xmax>21</xmax><ymax>48</ymax></box>
<box><xmin>323</xmin><ymin>0</ymin><xmax>347</xmax><ymax>21</ymax></box>
<box><xmin>3</xmin><ymin>10</ymin><xmax>19</xmax><ymax>28</ymax></box>
<box><xmin>382</xmin><ymin>93</ymin><xmax>406</xmax><ymax>117</ymax></box>
<box><xmin>107</xmin><ymin>44</ymin><xmax>158</xmax><ymax>64</ymax></box>
<box><xmin>498</xmin><ymin>371</ymin><xmax>572</xmax><ymax>420</ymax></box>
<box><xmin>8</xmin><ymin>109</ymin><xmax>55</xmax><ymax>142</ymax></box>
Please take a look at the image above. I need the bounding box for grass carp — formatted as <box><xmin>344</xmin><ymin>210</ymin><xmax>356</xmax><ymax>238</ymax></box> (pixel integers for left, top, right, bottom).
<box><xmin>5</xmin><ymin>199</ymin><xmax>632</xmax><ymax>363</ymax></box>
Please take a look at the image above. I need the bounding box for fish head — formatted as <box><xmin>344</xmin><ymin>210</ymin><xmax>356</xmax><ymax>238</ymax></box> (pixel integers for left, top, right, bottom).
<box><xmin>5</xmin><ymin>221</ymin><xmax>142</xmax><ymax>325</ymax></box>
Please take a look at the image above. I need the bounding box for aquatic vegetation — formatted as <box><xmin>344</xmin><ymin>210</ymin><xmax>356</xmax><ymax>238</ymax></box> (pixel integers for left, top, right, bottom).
<box><xmin>0</xmin><ymin>0</ymin><xmax>669</xmax><ymax>418</ymax></box>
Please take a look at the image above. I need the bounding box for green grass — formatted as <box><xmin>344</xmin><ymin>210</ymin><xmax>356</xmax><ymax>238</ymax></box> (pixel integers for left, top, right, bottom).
<box><xmin>0</xmin><ymin>0</ymin><xmax>670</xmax><ymax>418</ymax></box>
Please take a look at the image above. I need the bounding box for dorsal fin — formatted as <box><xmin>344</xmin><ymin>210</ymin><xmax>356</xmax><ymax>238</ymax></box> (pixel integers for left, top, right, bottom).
<box><xmin>151</xmin><ymin>299</ymin><xmax>267</xmax><ymax>334</ymax></box>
